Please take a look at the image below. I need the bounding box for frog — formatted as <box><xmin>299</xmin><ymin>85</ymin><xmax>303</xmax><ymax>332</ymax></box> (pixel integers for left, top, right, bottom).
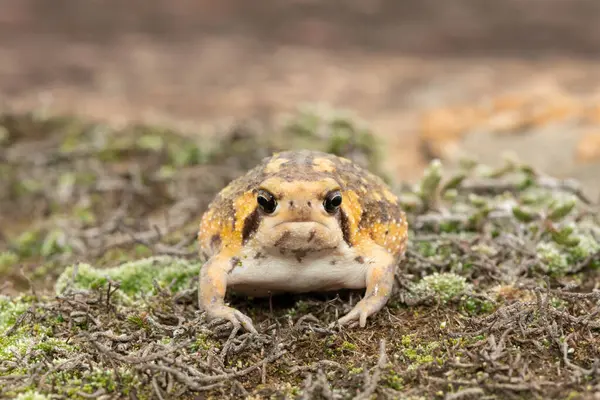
<box><xmin>197</xmin><ymin>149</ymin><xmax>408</xmax><ymax>333</ymax></box>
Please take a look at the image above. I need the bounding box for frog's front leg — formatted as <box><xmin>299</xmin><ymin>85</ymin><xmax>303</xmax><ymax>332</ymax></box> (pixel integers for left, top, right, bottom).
<box><xmin>198</xmin><ymin>254</ymin><xmax>258</xmax><ymax>334</ymax></box>
<box><xmin>337</xmin><ymin>247</ymin><xmax>397</xmax><ymax>328</ymax></box>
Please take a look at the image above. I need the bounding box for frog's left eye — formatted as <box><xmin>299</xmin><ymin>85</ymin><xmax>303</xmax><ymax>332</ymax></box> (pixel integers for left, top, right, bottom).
<box><xmin>324</xmin><ymin>191</ymin><xmax>342</xmax><ymax>214</ymax></box>
<box><xmin>257</xmin><ymin>190</ymin><xmax>277</xmax><ymax>214</ymax></box>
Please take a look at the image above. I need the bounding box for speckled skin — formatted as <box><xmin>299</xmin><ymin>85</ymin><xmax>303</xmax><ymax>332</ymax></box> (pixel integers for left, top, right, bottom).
<box><xmin>197</xmin><ymin>150</ymin><xmax>408</xmax><ymax>333</ymax></box>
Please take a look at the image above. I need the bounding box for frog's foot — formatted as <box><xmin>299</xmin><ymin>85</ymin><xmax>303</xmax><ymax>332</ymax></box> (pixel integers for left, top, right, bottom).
<box><xmin>206</xmin><ymin>304</ymin><xmax>258</xmax><ymax>334</ymax></box>
<box><xmin>335</xmin><ymin>294</ymin><xmax>388</xmax><ymax>328</ymax></box>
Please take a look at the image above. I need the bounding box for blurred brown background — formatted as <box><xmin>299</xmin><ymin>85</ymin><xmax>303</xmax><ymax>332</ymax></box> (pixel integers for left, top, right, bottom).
<box><xmin>2</xmin><ymin>0</ymin><xmax>600</xmax><ymax>196</ymax></box>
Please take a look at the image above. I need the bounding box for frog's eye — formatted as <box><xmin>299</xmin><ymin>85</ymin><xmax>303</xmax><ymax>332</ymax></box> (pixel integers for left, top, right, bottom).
<box><xmin>323</xmin><ymin>190</ymin><xmax>342</xmax><ymax>214</ymax></box>
<box><xmin>257</xmin><ymin>190</ymin><xmax>277</xmax><ymax>214</ymax></box>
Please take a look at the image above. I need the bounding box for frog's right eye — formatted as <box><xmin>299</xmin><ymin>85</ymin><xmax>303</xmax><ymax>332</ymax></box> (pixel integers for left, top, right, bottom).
<box><xmin>257</xmin><ymin>190</ymin><xmax>277</xmax><ymax>214</ymax></box>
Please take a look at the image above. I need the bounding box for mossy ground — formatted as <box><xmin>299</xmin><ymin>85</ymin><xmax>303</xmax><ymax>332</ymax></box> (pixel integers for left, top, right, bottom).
<box><xmin>1</xmin><ymin>106</ymin><xmax>599</xmax><ymax>399</ymax></box>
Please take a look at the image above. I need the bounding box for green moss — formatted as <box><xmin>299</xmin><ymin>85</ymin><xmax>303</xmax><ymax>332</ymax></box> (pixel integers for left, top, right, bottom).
<box><xmin>73</xmin><ymin>205</ymin><xmax>96</xmax><ymax>225</ymax></box>
<box><xmin>167</xmin><ymin>141</ymin><xmax>205</xmax><ymax>167</ymax></box>
<box><xmin>537</xmin><ymin>231</ymin><xmax>599</xmax><ymax>277</ymax></box>
<box><xmin>439</xmin><ymin>219</ymin><xmax>462</xmax><ymax>233</ymax></box>
<box><xmin>1</xmin><ymin>297</ymin><xmax>79</xmax><ymax>376</ymax></box>
<box><xmin>537</xmin><ymin>241</ymin><xmax>569</xmax><ymax>277</ymax></box>
<box><xmin>13</xmin><ymin>179</ymin><xmax>44</xmax><ymax>196</ymax></box>
<box><xmin>284</xmin><ymin>384</ymin><xmax>301</xmax><ymax>397</ymax></box>
<box><xmin>567</xmin><ymin>233</ymin><xmax>599</xmax><ymax>264</ymax></box>
<box><xmin>398</xmin><ymin>192</ymin><xmax>423</xmax><ymax>212</ymax></box>
<box><xmin>512</xmin><ymin>205</ymin><xmax>538</xmax><ymax>223</ymax></box>
<box><xmin>460</xmin><ymin>296</ymin><xmax>496</xmax><ymax>316</ymax></box>
<box><xmin>340</xmin><ymin>341</ymin><xmax>357</xmax><ymax>352</ymax></box>
<box><xmin>349</xmin><ymin>367</ymin><xmax>363</xmax><ymax>375</ymax></box>
<box><xmin>418</xmin><ymin>159</ymin><xmax>442</xmax><ymax>207</ymax></box>
<box><xmin>471</xmin><ymin>243</ymin><xmax>498</xmax><ymax>257</ymax></box>
<box><xmin>398</xmin><ymin>334</ymin><xmax>443</xmax><ymax>370</ymax></box>
<box><xmin>411</xmin><ymin>272</ymin><xmax>472</xmax><ymax>303</ymax></box>
<box><xmin>14</xmin><ymin>391</ymin><xmax>50</xmax><ymax>400</ymax></box>
<box><xmin>42</xmin><ymin>366</ymin><xmax>138</xmax><ymax>398</ymax></box>
<box><xmin>190</xmin><ymin>332</ymin><xmax>217</xmax><ymax>352</ymax></box>
<box><xmin>79</xmin><ymin>368</ymin><xmax>120</xmax><ymax>393</ymax></box>
<box><xmin>0</xmin><ymin>325</ymin><xmax>31</xmax><ymax>363</ymax></box>
<box><xmin>126</xmin><ymin>314</ymin><xmax>149</xmax><ymax>331</ymax></box>
<box><xmin>0</xmin><ymin>125</ymin><xmax>9</xmax><ymax>145</ymax></box>
<box><xmin>547</xmin><ymin>199</ymin><xmax>577</xmax><ymax>221</ymax></box>
<box><xmin>10</xmin><ymin>228</ymin><xmax>72</xmax><ymax>259</ymax></box>
<box><xmin>41</xmin><ymin>229</ymin><xmax>72</xmax><ymax>257</ymax></box>
<box><xmin>0</xmin><ymin>295</ymin><xmax>31</xmax><ymax>333</ymax></box>
<box><xmin>33</xmin><ymin>338</ymin><xmax>77</xmax><ymax>357</ymax></box>
<box><xmin>12</xmin><ymin>229</ymin><xmax>43</xmax><ymax>257</ymax></box>
<box><xmin>133</xmin><ymin>244</ymin><xmax>152</xmax><ymax>257</ymax></box>
<box><xmin>414</xmin><ymin>241</ymin><xmax>438</xmax><ymax>258</ymax></box>
<box><xmin>467</xmin><ymin>193</ymin><xmax>488</xmax><ymax>208</ymax></box>
<box><xmin>441</xmin><ymin>173</ymin><xmax>467</xmax><ymax>193</ymax></box>
<box><xmin>54</xmin><ymin>256</ymin><xmax>202</xmax><ymax>301</ymax></box>
<box><xmin>136</xmin><ymin>134</ymin><xmax>165</xmax><ymax>151</ymax></box>
<box><xmin>0</xmin><ymin>296</ymin><xmax>76</xmax><ymax>367</ymax></box>
<box><xmin>295</xmin><ymin>300</ymin><xmax>311</xmax><ymax>315</ymax></box>
<box><xmin>384</xmin><ymin>368</ymin><xmax>404</xmax><ymax>390</ymax></box>
<box><xmin>0</xmin><ymin>251</ymin><xmax>19</xmax><ymax>274</ymax></box>
<box><xmin>157</xmin><ymin>165</ymin><xmax>177</xmax><ymax>179</ymax></box>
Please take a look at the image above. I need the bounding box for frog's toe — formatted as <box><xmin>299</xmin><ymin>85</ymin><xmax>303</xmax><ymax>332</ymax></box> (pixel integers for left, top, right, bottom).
<box><xmin>207</xmin><ymin>305</ymin><xmax>258</xmax><ymax>334</ymax></box>
<box><xmin>335</xmin><ymin>296</ymin><xmax>387</xmax><ymax>328</ymax></box>
<box><xmin>233</xmin><ymin>309</ymin><xmax>258</xmax><ymax>334</ymax></box>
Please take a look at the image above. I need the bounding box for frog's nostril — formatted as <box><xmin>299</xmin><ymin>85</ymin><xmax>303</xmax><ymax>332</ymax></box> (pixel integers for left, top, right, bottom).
<box><xmin>289</xmin><ymin>201</ymin><xmax>295</xmax><ymax>208</ymax></box>
<box><xmin>307</xmin><ymin>201</ymin><xmax>312</xmax><ymax>207</ymax></box>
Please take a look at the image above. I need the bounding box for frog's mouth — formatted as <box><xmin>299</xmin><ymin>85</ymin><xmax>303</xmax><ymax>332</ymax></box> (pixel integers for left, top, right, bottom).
<box><xmin>262</xmin><ymin>221</ymin><xmax>342</xmax><ymax>253</ymax></box>
<box><xmin>273</xmin><ymin>220</ymin><xmax>329</xmax><ymax>228</ymax></box>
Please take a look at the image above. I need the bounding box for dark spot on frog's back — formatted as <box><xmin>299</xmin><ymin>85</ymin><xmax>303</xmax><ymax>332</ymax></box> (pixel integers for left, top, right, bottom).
<box><xmin>337</xmin><ymin>209</ymin><xmax>352</xmax><ymax>247</ymax></box>
<box><xmin>242</xmin><ymin>207</ymin><xmax>261</xmax><ymax>245</ymax></box>
<box><xmin>210</xmin><ymin>234</ymin><xmax>221</xmax><ymax>251</ymax></box>
<box><xmin>354</xmin><ymin>256</ymin><xmax>365</xmax><ymax>264</ymax></box>
<box><xmin>378</xmin><ymin>201</ymin><xmax>391</xmax><ymax>222</ymax></box>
